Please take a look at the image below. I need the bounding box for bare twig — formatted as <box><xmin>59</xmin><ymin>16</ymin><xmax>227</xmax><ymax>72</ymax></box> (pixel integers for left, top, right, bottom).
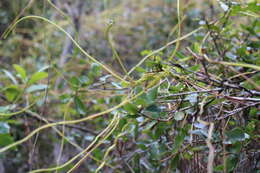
<box><xmin>158</xmin><ymin>88</ymin><xmax>222</xmax><ymax>98</ymax></box>
<box><xmin>206</xmin><ymin>123</ymin><xmax>215</xmax><ymax>173</ymax></box>
<box><xmin>216</xmin><ymin>102</ymin><xmax>260</xmax><ymax>120</ymax></box>
<box><xmin>25</xmin><ymin>110</ymin><xmax>98</xmax><ymax>135</ymax></box>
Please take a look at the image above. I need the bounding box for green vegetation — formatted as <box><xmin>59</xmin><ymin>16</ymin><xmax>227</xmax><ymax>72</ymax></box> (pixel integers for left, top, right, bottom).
<box><xmin>0</xmin><ymin>0</ymin><xmax>259</xmax><ymax>172</ymax></box>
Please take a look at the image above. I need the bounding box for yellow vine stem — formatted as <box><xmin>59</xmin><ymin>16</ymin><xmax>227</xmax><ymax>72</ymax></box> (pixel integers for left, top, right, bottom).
<box><xmin>0</xmin><ymin>102</ymin><xmax>36</xmax><ymax>117</ymax></box>
<box><xmin>26</xmin><ymin>110</ymin><xmax>115</xmax><ymax>169</ymax></box>
<box><xmin>229</xmin><ymin>67</ymin><xmax>260</xmax><ymax>90</ymax></box>
<box><xmin>95</xmin><ymin>144</ymin><xmax>116</xmax><ymax>172</ymax></box>
<box><xmin>67</xmin><ymin>113</ymin><xmax>120</xmax><ymax>173</ymax></box>
<box><xmin>200</xmin><ymin>32</ymin><xmax>210</xmax><ymax>54</ymax></box>
<box><xmin>169</xmin><ymin>0</ymin><xmax>182</xmax><ymax>60</ymax></box>
<box><xmin>95</xmin><ymin>121</ymin><xmax>132</xmax><ymax>172</ymax></box>
<box><xmin>197</xmin><ymin>14</ymin><xmax>260</xmax><ymax>71</ymax></box>
<box><xmin>188</xmin><ymin>47</ymin><xmax>260</xmax><ymax>71</ymax></box>
<box><xmin>46</xmin><ymin>0</ymin><xmax>72</xmax><ymax>22</ymax></box>
<box><xmin>0</xmin><ymin>90</ymin><xmax>145</xmax><ymax>154</ymax></box>
<box><xmin>203</xmin><ymin>54</ymin><xmax>260</xmax><ymax>71</ymax></box>
<box><xmin>105</xmin><ymin>20</ymin><xmax>130</xmax><ymax>78</ymax></box>
<box><xmin>217</xmin><ymin>61</ymin><xmax>260</xmax><ymax>71</ymax></box>
<box><xmin>0</xmin><ymin>0</ymin><xmax>35</xmax><ymax>39</ymax></box>
<box><xmin>166</xmin><ymin>15</ymin><xmax>186</xmax><ymax>43</ymax></box>
<box><xmin>125</xmin><ymin>26</ymin><xmax>203</xmax><ymax>77</ymax></box>
<box><xmin>3</xmin><ymin>15</ymin><xmax>129</xmax><ymax>85</ymax></box>
<box><xmin>55</xmin><ymin>100</ymin><xmax>72</xmax><ymax>173</ymax></box>
<box><xmin>166</xmin><ymin>1</ymin><xmax>190</xmax><ymax>46</ymax></box>
<box><xmin>30</xmin><ymin>113</ymin><xmax>120</xmax><ymax>173</ymax></box>
<box><xmin>239</xmin><ymin>11</ymin><xmax>260</xmax><ymax>18</ymax></box>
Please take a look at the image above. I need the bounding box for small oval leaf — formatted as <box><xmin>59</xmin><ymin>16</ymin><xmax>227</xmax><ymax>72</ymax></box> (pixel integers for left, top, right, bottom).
<box><xmin>74</xmin><ymin>96</ymin><xmax>87</xmax><ymax>115</ymax></box>
<box><xmin>174</xmin><ymin>112</ymin><xmax>185</xmax><ymax>121</ymax></box>
<box><xmin>13</xmin><ymin>64</ymin><xmax>27</xmax><ymax>81</ymax></box>
<box><xmin>28</xmin><ymin>72</ymin><xmax>48</xmax><ymax>85</ymax></box>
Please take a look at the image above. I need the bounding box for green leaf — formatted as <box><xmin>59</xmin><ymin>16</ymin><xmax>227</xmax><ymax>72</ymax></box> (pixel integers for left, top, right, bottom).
<box><xmin>0</xmin><ymin>106</ymin><xmax>11</xmax><ymax>113</ymax></box>
<box><xmin>154</xmin><ymin>122</ymin><xmax>169</xmax><ymax>139</ymax></box>
<box><xmin>0</xmin><ymin>122</ymin><xmax>13</xmax><ymax>147</ymax></box>
<box><xmin>193</xmin><ymin>42</ymin><xmax>201</xmax><ymax>53</ymax></box>
<box><xmin>226</xmin><ymin>156</ymin><xmax>238</xmax><ymax>172</ymax></box>
<box><xmin>0</xmin><ymin>122</ymin><xmax>10</xmax><ymax>134</ymax></box>
<box><xmin>2</xmin><ymin>70</ymin><xmax>18</xmax><ymax>84</ymax></box>
<box><xmin>172</xmin><ymin>129</ymin><xmax>186</xmax><ymax>153</ymax></box>
<box><xmin>135</xmin><ymin>93</ymin><xmax>150</xmax><ymax>107</ymax></box>
<box><xmin>147</xmin><ymin>87</ymin><xmax>158</xmax><ymax>101</ymax></box>
<box><xmin>149</xmin><ymin>142</ymin><xmax>163</xmax><ymax>160</ymax></box>
<box><xmin>225</xmin><ymin>127</ymin><xmax>249</xmax><ymax>144</ymax></box>
<box><xmin>231</xmin><ymin>4</ymin><xmax>242</xmax><ymax>15</ymax></box>
<box><xmin>28</xmin><ymin>71</ymin><xmax>48</xmax><ymax>85</ymax></box>
<box><xmin>74</xmin><ymin>96</ymin><xmax>86</xmax><ymax>115</ymax></box>
<box><xmin>169</xmin><ymin>83</ymin><xmax>185</xmax><ymax>92</ymax></box>
<box><xmin>13</xmin><ymin>64</ymin><xmax>27</xmax><ymax>81</ymax></box>
<box><xmin>189</xmin><ymin>64</ymin><xmax>201</xmax><ymax>72</ymax></box>
<box><xmin>0</xmin><ymin>134</ymin><xmax>14</xmax><ymax>147</ymax></box>
<box><xmin>170</xmin><ymin>154</ymin><xmax>180</xmax><ymax>170</ymax></box>
<box><xmin>92</xmin><ymin>148</ymin><xmax>103</xmax><ymax>160</ymax></box>
<box><xmin>60</xmin><ymin>94</ymin><xmax>71</xmax><ymax>104</ymax></box>
<box><xmin>26</xmin><ymin>84</ymin><xmax>48</xmax><ymax>93</ymax></box>
<box><xmin>4</xmin><ymin>85</ymin><xmax>21</xmax><ymax>102</ymax></box>
<box><xmin>186</xmin><ymin>93</ymin><xmax>198</xmax><ymax>105</ymax></box>
<box><xmin>135</xmin><ymin>67</ymin><xmax>146</xmax><ymax>73</ymax></box>
<box><xmin>38</xmin><ymin>65</ymin><xmax>50</xmax><ymax>72</ymax></box>
<box><xmin>141</xmin><ymin>49</ymin><xmax>152</xmax><ymax>56</ymax></box>
<box><xmin>124</xmin><ymin>103</ymin><xmax>138</xmax><ymax>115</ymax></box>
<box><xmin>176</xmin><ymin>52</ymin><xmax>186</xmax><ymax>59</ymax></box>
<box><xmin>70</xmin><ymin>76</ymin><xmax>80</xmax><ymax>88</ymax></box>
<box><xmin>145</xmin><ymin>104</ymin><xmax>161</xmax><ymax>113</ymax></box>
<box><xmin>121</xmin><ymin>81</ymin><xmax>130</xmax><ymax>88</ymax></box>
<box><xmin>174</xmin><ymin>111</ymin><xmax>185</xmax><ymax>121</ymax></box>
<box><xmin>78</xmin><ymin>76</ymin><xmax>89</xmax><ymax>85</ymax></box>
<box><xmin>143</xmin><ymin>121</ymin><xmax>157</xmax><ymax>133</ymax></box>
<box><xmin>249</xmin><ymin>107</ymin><xmax>257</xmax><ymax>117</ymax></box>
<box><xmin>90</xmin><ymin>63</ymin><xmax>101</xmax><ymax>77</ymax></box>
<box><xmin>121</xmin><ymin>123</ymin><xmax>138</xmax><ymax>139</ymax></box>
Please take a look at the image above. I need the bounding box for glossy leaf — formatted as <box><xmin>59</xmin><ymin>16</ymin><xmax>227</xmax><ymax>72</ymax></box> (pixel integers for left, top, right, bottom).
<box><xmin>174</xmin><ymin>111</ymin><xmax>185</xmax><ymax>121</ymax></box>
<box><xmin>28</xmin><ymin>71</ymin><xmax>48</xmax><ymax>85</ymax></box>
<box><xmin>0</xmin><ymin>122</ymin><xmax>10</xmax><ymax>134</ymax></box>
<box><xmin>225</xmin><ymin>127</ymin><xmax>250</xmax><ymax>144</ymax></box>
<box><xmin>172</xmin><ymin>129</ymin><xmax>186</xmax><ymax>153</ymax></box>
<box><xmin>26</xmin><ymin>84</ymin><xmax>48</xmax><ymax>93</ymax></box>
<box><xmin>147</xmin><ymin>87</ymin><xmax>158</xmax><ymax>102</ymax></box>
<box><xmin>13</xmin><ymin>64</ymin><xmax>27</xmax><ymax>81</ymax></box>
<box><xmin>124</xmin><ymin>103</ymin><xmax>139</xmax><ymax>115</ymax></box>
<box><xmin>4</xmin><ymin>85</ymin><xmax>20</xmax><ymax>102</ymax></box>
<box><xmin>2</xmin><ymin>70</ymin><xmax>18</xmax><ymax>84</ymax></box>
<box><xmin>74</xmin><ymin>96</ymin><xmax>87</xmax><ymax>115</ymax></box>
<box><xmin>0</xmin><ymin>134</ymin><xmax>14</xmax><ymax>147</ymax></box>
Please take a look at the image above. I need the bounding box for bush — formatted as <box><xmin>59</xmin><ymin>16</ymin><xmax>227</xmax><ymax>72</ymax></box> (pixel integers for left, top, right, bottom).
<box><xmin>0</xmin><ymin>0</ymin><xmax>259</xmax><ymax>172</ymax></box>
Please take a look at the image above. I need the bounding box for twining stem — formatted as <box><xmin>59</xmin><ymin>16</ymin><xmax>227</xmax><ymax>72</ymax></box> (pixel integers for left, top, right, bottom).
<box><xmin>105</xmin><ymin>21</ymin><xmax>130</xmax><ymax>78</ymax></box>
<box><xmin>169</xmin><ymin>0</ymin><xmax>182</xmax><ymax>60</ymax></box>
<box><xmin>30</xmin><ymin>113</ymin><xmax>120</xmax><ymax>173</ymax></box>
<box><xmin>0</xmin><ymin>90</ymin><xmax>145</xmax><ymax>154</ymax></box>
<box><xmin>126</xmin><ymin>26</ymin><xmax>203</xmax><ymax>77</ymax></box>
<box><xmin>3</xmin><ymin>15</ymin><xmax>129</xmax><ymax>84</ymax></box>
<box><xmin>67</xmin><ymin>113</ymin><xmax>120</xmax><ymax>173</ymax></box>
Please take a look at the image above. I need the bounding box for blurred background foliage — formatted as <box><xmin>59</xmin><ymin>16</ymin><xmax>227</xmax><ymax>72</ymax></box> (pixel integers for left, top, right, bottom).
<box><xmin>0</xmin><ymin>0</ymin><xmax>259</xmax><ymax>172</ymax></box>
